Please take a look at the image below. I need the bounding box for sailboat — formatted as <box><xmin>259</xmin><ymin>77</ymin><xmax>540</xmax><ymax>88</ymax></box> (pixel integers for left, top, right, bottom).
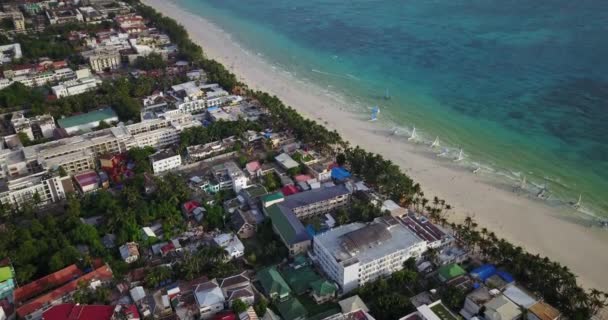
<box><xmin>455</xmin><ymin>149</ymin><xmax>464</xmax><ymax>162</ymax></box>
<box><xmin>537</xmin><ymin>183</ymin><xmax>548</xmax><ymax>199</ymax></box>
<box><xmin>571</xmin><ymin>194</ymin><xmax>582</xmax><ymax>208</ymax></box>
<box><xmin>408</xmin><ymin>127</ymin><xmax>417</xmax><ymax>141</ymax></box>
<box><xmin>370</xmin><ymin>106</ymin><xmax>380</xmax><ymax>121</ymax></box>
<box><xmin>430</xmin><ymin>136</ymin><xmax>439</xmax><ymax>148</ymax></box>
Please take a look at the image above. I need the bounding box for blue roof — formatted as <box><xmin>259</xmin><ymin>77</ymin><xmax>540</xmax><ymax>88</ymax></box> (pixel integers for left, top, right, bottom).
<box><xmin>471</xmin><ymin>264</ymin><xmax>496</xmax><ymax>281</ymax></box>
<box><xmin>496</xmin><ymin>270</ymin><xmax>515</xmax><ymax>283</ymax></box>
<box><xmin>331</xmin><ymin>167</ymin><xmax>351</xmax><ymax>181</ymax></box>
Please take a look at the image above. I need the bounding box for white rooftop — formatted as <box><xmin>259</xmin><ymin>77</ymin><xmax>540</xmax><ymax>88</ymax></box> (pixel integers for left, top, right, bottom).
<box><xmin>314</xmin><ymin>216</ymin><xmax>424</xmax><ymax>266</ymax></box>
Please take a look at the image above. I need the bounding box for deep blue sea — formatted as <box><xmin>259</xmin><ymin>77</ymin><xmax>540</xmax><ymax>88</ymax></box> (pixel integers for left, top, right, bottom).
<box><xmin>176</xmin><ymin>0</ymin><xmax>608</xmax><ymax>217</ymax></box>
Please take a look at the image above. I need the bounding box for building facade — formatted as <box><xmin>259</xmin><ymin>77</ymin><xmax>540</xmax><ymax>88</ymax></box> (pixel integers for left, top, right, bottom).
<box><xmin>150</xmin><ymin>150</ymin><xmax>182</xmax><ymax>174</ymax></box>
<box><xmin>313</xmin><ymin>216</ymin><xmax>427</xmax><ymax>293</ymax></box>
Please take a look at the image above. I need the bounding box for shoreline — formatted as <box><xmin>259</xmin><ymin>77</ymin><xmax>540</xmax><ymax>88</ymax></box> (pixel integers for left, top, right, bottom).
<box><xmin>143</xmin><ymin>0</ymin><xmax>608</xmax><ymax>290</ymax></box>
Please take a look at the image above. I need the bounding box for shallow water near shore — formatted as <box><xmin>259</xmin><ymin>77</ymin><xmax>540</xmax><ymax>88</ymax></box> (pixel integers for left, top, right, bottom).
<box><xmin>176</xmin><ymin>0</ymin><xmax>608</xmax><ymax>218</ymax></box>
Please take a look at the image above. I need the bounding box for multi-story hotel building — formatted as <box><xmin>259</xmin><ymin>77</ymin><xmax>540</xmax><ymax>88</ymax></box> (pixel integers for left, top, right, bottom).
<box><xmin>313</xmin><ymin>216</ymin><xmax>427</xmax><ymax>293</ymax></box>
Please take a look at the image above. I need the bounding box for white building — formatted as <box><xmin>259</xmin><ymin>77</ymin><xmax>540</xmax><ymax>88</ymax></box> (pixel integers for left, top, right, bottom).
<box><xmin>212</xmin><ymin>161</ymin><xmax>248</xmax><ymax>193</ymax></box>
<box><xmin>313</xmin><ymin>216</ymin><xmax>427</xmax><ymax>293</ymax></box>
<box><xmin>149</xmin><ymin>149</ymin><xmax>182</xmax><ymax>174</ymax></box>
<box><xmin>213</xmin><ymin>233</ymin><xmax>245</xmax><ymax>260</ymax></box>
<box><xmin>52</xmin><ymin>69</ymin><xmax>101</xmax><ymax>98</ymax></box>
<box><xmin>194</xmin><ymin>280</ymin><xmax>226</xmax><ymax>319</ymax></box>
<box><xmin>85</xmin><ymin>49</ymin><xmax>121</xmax><ymax>72</ymax></box>
<box><xmin>170</xmin><ymin>82</ymin><xmax>229</xmax><ymax>113</ymax></box>
<box><xmin>11</xmin><ymin>111</ymin><xmax>56</xmax><ymax>140</ymax></box>
<box><xmin>9</xmin><ymin>68</ymin><xmax>76</xmax><ymax>88</ymax></box>
<box><xmin>0</xmin><ymin>43</ymin><xmax>22</xmax><ymax>64</ymax></box>
<box><xmin>0</xmin><ymin>172</ymin><xmax>70</xmax><ymax>208</ymax></box>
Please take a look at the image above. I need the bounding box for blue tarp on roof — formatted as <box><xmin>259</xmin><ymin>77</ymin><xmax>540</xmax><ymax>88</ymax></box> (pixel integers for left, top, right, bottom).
<box><xmin>471</xmin><ymin>264</ymin><xmax>496</xmax><ymax>281</ymax></box>
<box><xmin>331</xmin><ymin>167</ymin><xmax>351</xmax><ymax>181</ymax></box>
<box><xmin>496</xmin><ymin>270</ymin><xmax>515</xmax><ymax>283</ymax></box>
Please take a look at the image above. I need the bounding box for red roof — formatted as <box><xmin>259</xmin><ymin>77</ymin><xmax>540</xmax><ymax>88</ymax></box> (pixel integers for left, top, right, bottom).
<box><xmin>74</xmin><ymin>171</ymin><xmax>99</xmax><ymax>188</ymax></box>
<box><xmin>182</xmin><ymin>200</ymin><xmax>201</xmax><ymax>214</ymax></box>
<box><xmin>294</xmin><ymin>174</ymin><xmax>312</xmax><ymax>183</ymax></box>
<box><xmin>212</xmin><ymin>312</ymin><xmax>236</xmax><ymax>320</ymax></box>
<box><xmin>161</xmin><ymin>242</ymin><xmax>176</xmax><ymax>255</ymax></box>
<box><xmin>42</xmin><ymin>304</ymin><xmax>139</xmax><ymax>320</ymax></box>
<box><xmin>17</xmin><ymin>266</ymin><xmax>114</xmax><ymax>318</ymax></box>
<box><xmin>14</xmin><ymin>264</ymin><xmax>83</xmax><ymax>303</ymax></box>
<box><xmin>245</xmin><ymin>161</ymin><xmax>261</xmax><ymax>173</ymax></box>
<box><xmin>281</xmin><ymin>185</ymin><xmax>299</xmax><ymax>196</ymax></box>
<box><xmin>42</xmin><ymin>304</ymin><xmax>114</xmax><ymax>320</ymax></box>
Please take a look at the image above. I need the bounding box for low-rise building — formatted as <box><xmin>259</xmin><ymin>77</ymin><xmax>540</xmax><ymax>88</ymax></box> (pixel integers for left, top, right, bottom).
<box><xmin>46</xmin><ymin>8</ymin><xmax>83</xmax><ymax>25</ymax></box>
<box><xmin>212</xmin><ymin>161</ymin><xmax>248</xmax><ymax>193</ymax></box>
<box><xmin>119</xmin><ymin>242</ymin><xmax>140</xmax><ymax>264</ymax></box>
<box><xmin>149</xmin><ymin>149</ymin><xmax>181</xmax><ymax>174</ymax></box>
<box><xmin>73</xmin><ymin>170</ymin><xmax>100</xmax><ymax>193</ymax></box>
<box><xmin>219</xmin><ymin>272</ymin><xmax>254</xmax><ymax>307</ymax></box>
<box><xmin>275</xmin><ymin>153</ymin><xmax>299</xmax><ymax>171</ymax></box>
<box><xmin>265</xmin><ymin>185</ymin><xmax>351</xmax><ymax>256</ymax></box>
<box><xmin>213</xmin><ymin>233</ymin><xmax>245</xmax><ymax>260</ymax></box>
<box><xmin>313</xmin><ymin>216</ymin><xmax>427</xmax><ymax>293</ymax></box>
<box><xmin>11</xmin><ymin>112</ymin><xmax>56</xmax><ymax>140</ymax></box>
<box><xmin>52</xmin><ymin>71</ymin><xmax>101</xmax><ymax>98</ymax></box>
<box><xmin>0</xmin><ymin>43</ymin><xmax>22</xmax><ymax>65</ymax></box>
<box><xmin>194</xmin><ymin>280</ymin><xmax>225</xmax><ymax>319</ymax></box>
<box><xmin>483</xmin><ymin>294</ymin><xmax>521</xmax><ymax>320</ymax></box>
<box><xmin>527</xmin><ymin>301</ymin><xmax>561</xmax><ymax>320</ymax></box>
<box><xmin>0</xmin><ymin>172</ymin><xmax>70</xmax><ymax>208</ymax></box>
<box><xmin>42</xmin><ymin>304</ymin><xmax>139</xmax><ymax>320</ymax></box>
<box><xmin>256</xmin><ymin>267</ymin><xmax>291</xmax><ymax>301</ymax></box>
<box><xmin>400</xmin><ymin>300</ymin><xmax>459</xmax><ymax>320</ymax></box>
<box><xmin>84</xmin><ymin>48</ymin><xmax>121</xmax><ymax>72</ymax></box>
<box><xmin>15</xmin><ymin>265</ymin><xmax>113</xmax><ymax>320</ymax></box>
<box><xmin>170</xmin><ymin>82</ymin><xmax>229</xmax><ymax>113</ymax></box>
<box><xmin>57</xmin><ymin>108</ymin><xmax>119</xmax><ymax>135</ymax></box>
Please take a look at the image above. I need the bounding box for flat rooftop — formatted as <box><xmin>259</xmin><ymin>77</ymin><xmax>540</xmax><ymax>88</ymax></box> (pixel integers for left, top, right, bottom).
<box><xmin>314</xmin><ymin>216</ymin><xmax>424</xmax><ymax>266</ymax></box>
<box><xmin>57</xmin><ymin>108</ymin><xmax>118</xmax><ymax>129</ymax></box>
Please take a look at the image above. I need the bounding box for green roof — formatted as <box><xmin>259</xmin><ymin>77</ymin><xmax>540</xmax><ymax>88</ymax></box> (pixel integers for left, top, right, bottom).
<box><xmin>281</xmin><ymin>266</ymin><xmax>322</xmax><ymax>295</ymax></box>
<box><xmin>261</xmin><ymin>192</ymin><xmax>284</xmax><ymax>205</ymax></box>
<box><xmin>438</xmin><ymin>263</ymin><xmax>466</xmax><ymax>281</ymax></box>
<box><xmin>430</xmin><ymin>302</ymin><xmax>458</xmax><ymax>320</ymax></box>
<box><xmin>276</xmin><ymin>297</ymin><xmax>307</xmax><ymax>320</ymax></box>
<box><xmin>57</xmin><ymin>108</ymin><xmax>118</xmax><ymax>129</ymax></box>
<box><xmin>243</xmin><ymin>185</ymin><xmax>268</xmax><ymax>198</ymax></box>
<box><xmin>257</xmin><ymin>266</ymin><xmax>291</xmax><ymax>299</ymax></box>
<box><xmin>0</xmin><ymin>266</ymin><xmax>13</xmax><ymax>283</ymax></box>
<box><xmin>311</xmin><ymin>279</ymin><xmax>337</xmax><ymax>297</ymax></box>
<box><xmin>267</xmin><ymin>204</ymin><xmax>309</xmax><ymax>245</ymax></box>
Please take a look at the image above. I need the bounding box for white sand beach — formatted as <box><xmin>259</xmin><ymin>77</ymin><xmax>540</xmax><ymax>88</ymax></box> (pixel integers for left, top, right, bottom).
<box><xmin>144</xmin><ymin>0</ymin><xmax>608</xmax><ymax>290</ymax></box>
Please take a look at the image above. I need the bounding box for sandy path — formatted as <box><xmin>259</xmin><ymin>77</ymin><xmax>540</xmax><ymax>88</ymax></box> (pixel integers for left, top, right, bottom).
<box><xmin>144</xmin><ymin>0</ymin><xmax>608</xmax><ymax>290</ymax></box>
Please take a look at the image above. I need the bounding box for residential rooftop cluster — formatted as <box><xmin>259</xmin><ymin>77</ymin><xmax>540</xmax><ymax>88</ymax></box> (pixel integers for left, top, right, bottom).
<box><xmin>0</xmin><ymin>1</ymin><xmax>593</xmax><ymax>320</ymax></box>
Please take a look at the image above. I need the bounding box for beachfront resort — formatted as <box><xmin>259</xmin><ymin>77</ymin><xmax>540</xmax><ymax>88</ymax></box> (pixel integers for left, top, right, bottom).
<box><xmin>0</xmin><ymin>1</ymin><xmax>605</xmax><ymax>320</ymax></box>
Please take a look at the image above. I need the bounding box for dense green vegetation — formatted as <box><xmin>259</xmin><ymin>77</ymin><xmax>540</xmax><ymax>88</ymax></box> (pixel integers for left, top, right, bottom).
<box><xmin>178</xmin><ymin>119</ymin><xmax>261</xmax><ymax>151</ymax></box>
<box><xmin>133</xmin><ymin>52</ymin><xmax>167</xmax><ymax>71</ymax></box>
<box><xmin>0</xmin><ymin>171</ymin><xmax>192</xmax><ymax>284</ymax></box>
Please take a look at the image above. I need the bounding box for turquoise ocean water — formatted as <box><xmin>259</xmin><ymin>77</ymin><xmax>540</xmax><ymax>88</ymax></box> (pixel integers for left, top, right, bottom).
<box><xmin>176</xmin><ymin>0</ymin><xmax>608</xmax><ymax>218</ymax></box>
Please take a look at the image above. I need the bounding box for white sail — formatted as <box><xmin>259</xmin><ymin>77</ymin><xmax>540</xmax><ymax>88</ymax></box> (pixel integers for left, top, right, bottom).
<box><xmin>408</xmin><ymin>127</ymin><xmax>417</xmax><ymax>141</ymax></box>
<box><xmin>431</xmin><ymin>136</ymin><xmax>439</xmax><ymax>148</ymax></box>
<box><xmin>574</xmin><ymin>194</ymin><xmax>582</xmax><ymax>207</ymax></box>
<box><xmin>521</xmin><ymin>176</ymin><xmax>526</xmax><ymax>189</ymax></box>
<box><xmin>455</xmin><ymin>148</ymin><xmax>464</xmax><ymax>161</ymax></box>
